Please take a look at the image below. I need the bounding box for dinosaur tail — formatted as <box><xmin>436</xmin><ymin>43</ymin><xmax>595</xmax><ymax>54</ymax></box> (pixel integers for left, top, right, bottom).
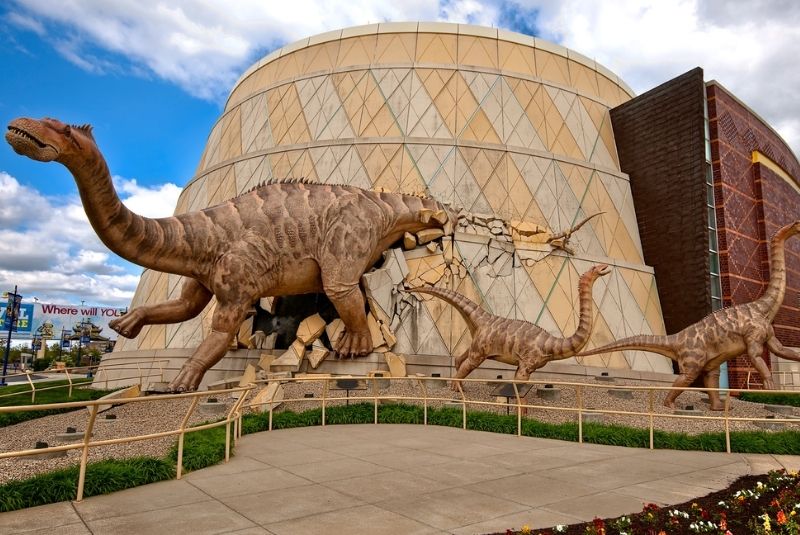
<box><xmin>406</xmin><ymin>286</ymin><xmax>486</xmax><ymax>335</ymax></box>
<box><xmin>576</xmin><ymin>334</ymin><xmax>679</xmax><ymax>360</ymax></box>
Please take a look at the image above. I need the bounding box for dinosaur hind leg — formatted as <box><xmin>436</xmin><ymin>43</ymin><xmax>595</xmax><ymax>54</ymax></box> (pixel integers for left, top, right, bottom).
<box><xmin>664</xmin><ymin>357</ymin><xmax>703</xmax><ymax>409</ymax></box>
<box><xmin>450</xmin><ymin>346</ymin><xmax>484</xmax><ymax>392</ymax></box>
<box><xmin>702</xmin><ymin>368</ymin><xmax>724</xmax><ymax>411</ymax></box>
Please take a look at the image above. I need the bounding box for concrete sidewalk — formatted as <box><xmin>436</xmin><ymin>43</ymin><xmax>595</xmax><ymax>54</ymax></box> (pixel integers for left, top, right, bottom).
<box><xmin>4</xmin><ymin>424</ymin><xmax>799</xmax><ymax>534</ymax></box>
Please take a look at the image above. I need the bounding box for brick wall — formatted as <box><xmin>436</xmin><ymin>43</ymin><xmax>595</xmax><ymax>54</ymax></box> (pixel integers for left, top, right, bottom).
<box><xmin>610</xmin><ymin>68</ymin><xmax>710</xmax><ymax>335</ymax></box>
<box><xmin>707</xmin><ymin>83</ymin><xmax>800</xmax><ymax>389</ymax></box>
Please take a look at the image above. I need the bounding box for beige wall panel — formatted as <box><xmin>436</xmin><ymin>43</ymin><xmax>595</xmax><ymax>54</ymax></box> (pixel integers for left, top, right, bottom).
<box><xmin>501</xmin><ymin>78</ymin><xmax>546</xmax><ymax>151</ymax></box>
<box><xmin>267</xmin><ymin>83</ymin><xmax>311</xmax><ymax>147</ymax></box>
<box><xmin>240</xmin><ymin>93</ymin><xmax>271</xmax><ymax>153</ymax></box>
<box><xmin>454</xmin><ymin>148</ymin><xmax>492</xmax><ymax>214</ymax></box>
<box><xmin>416</xmin><ymin>33</ymin><xmax>458</xmax><ymax>64</ymax></box>
<box><xmin>336</xmin><ymin>35</ymin><xmax>377</xmax><ymax>68</ymax></box>
<box><xmin>400</xmin><ymin>147</ymin><xmax>427</xmax><ymax>194</ymax></box>
<box><xmin>375</xmin><ymin>33</ymin><xmax>416</xmax><ymax>64</ymax></box>
<box><xmin>535</xmin><ymin>49</ymin><xmax>570</xmax><ymax>87</ymax></box>
<box><xmin>357</xmin><ymin>73</ymin><xmax>402</xmax><ymax>138</ymax></box>
<box><xmin>418</xmin><ymin>69</ymin><xmax>459</xmax><ymax>137</ymax></box>
<box><xmin>458</xmin><ymin>35</ymin><xmax>498</xmax><ymax>70</ymax></box>
<box><xmin>498</xmin><ymin>41</ymin><xmax>536</xmax><ymax>77</ymax></box>
<box><xmin>207</xmin><ymin>166</ymin><xmax>236</xmax><ymax>207</ymax></box>
<box><xmin>303</xmin><ymin>41</ymin><xmax>340</xmax><ymax>73</ymax></box>
<box><xmin>568</xmin><ymin>61</ymin><xmax>600</xmax><ymax>100</ymax></box>
<box><xmin>356</xmin><ymin>144</ymin><xmax>402</xmax><ymax>190</ymax></box>
<box><xmin>374</xmin><ymin>68</ymin><xmax>414</xmax><ymax>135</ymax></box>
<box><xmin>506</xmin><ymin>153</ymin><xmax>534</xmax><ymax>220</ymax></box>
<box><xmin>219</xmin><ymin>107</ymin><xmax>242</xmax><ymax>165</ymax></box>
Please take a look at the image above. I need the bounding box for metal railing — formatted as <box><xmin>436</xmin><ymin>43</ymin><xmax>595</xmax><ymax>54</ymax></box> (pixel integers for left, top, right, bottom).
<box><xmin>0</xmin><ymin>385</ymin><xmax>253</xmax><ymax>501</ymax></box>
<box><xmin>1</xmin><ymin>374</ymin><xmax>799</xmax><ymax>504</ymax></box>
<box><xmin>240</xmin><ymin>375</ymin><xmax>800</xmax><ymax>457</ymax></box>
<box><xmin>0</xmin><ymin>360</ymin><xmax>170</xmax><ymax>403</ymax></box>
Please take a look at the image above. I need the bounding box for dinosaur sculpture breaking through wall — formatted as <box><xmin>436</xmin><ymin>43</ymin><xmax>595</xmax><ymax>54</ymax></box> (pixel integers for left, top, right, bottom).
<box><xmin>5</xmin><ymin>117</ymin><xmax>456</xmax><ymax>391</ymax></box>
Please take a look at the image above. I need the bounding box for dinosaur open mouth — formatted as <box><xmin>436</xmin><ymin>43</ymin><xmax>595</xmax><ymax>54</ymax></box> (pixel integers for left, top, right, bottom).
<box><xmin>6</xmin><ymin>126</ymin><xmax>47</xmax><ymax>149</ymax></box>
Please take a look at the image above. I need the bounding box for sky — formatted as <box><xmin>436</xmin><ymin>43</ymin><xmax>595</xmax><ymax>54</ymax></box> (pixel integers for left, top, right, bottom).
<box><xmin>0</xmin><ymin>0</ymin><xmax>798</xmax><ymax>308</ymax></box>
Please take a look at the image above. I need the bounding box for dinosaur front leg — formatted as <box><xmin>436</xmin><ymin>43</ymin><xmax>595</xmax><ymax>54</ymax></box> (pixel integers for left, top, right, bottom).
<box><xmin>746</xmin><ymin>338</ymin><xmax>775</xmax><ymax>390</ymax></box>
<box><xmin>110</xmin><ymin>278</ymin><xmax>211</xmax><ymax>338</ymax></box>
<box><xmin>323</xmin><ymin>282</ymin><xmax>372</xmax><ymax>358</ymax></box>
<box><xmin>451</xmin><ymin>347</ymin><xmax>483</xmax><ymax>391</ymax></box>
<box><xmin>168</xmin><ymin>301</ymin><xmax>249</xmax><ymax>392</ymax></box>
<box><xmin>702</xmin><ymin>368</ymin><xmax>724</xmax><ymax>411</ymax></box>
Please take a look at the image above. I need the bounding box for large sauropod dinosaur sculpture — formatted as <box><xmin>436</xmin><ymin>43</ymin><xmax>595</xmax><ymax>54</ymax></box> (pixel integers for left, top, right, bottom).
<box><xmin>6</xmin><ymin>117</ymin><xmax>455</xmax><ymax>391</ymax></box>
<box><xmin>407</xmin><ymin>264</ymin><xmax>610</xmax><ymax>388</ymax></box>
<box><xmin>577</xmin><ymin>220</ymin><xmax>800</xmax><ymax>410</ymax></box>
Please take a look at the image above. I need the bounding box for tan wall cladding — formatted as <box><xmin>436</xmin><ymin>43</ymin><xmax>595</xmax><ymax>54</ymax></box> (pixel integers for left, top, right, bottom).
<box><xmin>118</xmin><ymin>23</ymin><xmax>671</xmax><ymax>377</ymax></box>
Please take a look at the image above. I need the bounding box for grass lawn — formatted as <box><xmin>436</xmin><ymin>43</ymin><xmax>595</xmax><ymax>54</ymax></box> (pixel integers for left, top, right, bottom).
<box><xmin>0</xmin><ymin>379</ymin><xmax>113</xmax><ymax>427</ymax></box>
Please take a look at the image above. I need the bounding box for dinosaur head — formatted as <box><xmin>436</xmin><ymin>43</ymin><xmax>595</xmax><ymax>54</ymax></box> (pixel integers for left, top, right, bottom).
<box><xmin>582</xmin><ymin>263</ymin><xmax>611</xmax><ymax>283</ymax></box>
<box><xmin>6</xmin><ymin>117</ymin><xmax>95</xmax><ymax>164</ymax></box>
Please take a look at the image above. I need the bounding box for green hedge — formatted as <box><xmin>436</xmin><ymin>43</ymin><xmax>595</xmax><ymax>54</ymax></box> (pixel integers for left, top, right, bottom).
<box><xmin>739</xmin><ymin>391</ymin><xmax>800</xmax><ymax>407</ymax></box>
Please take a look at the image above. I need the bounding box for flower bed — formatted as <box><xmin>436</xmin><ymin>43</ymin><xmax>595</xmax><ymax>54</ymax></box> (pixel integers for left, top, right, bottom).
<box><xmin>496</xmin><ymin>470</ymin><xmax>800</xmax><ymax>534</ymax></box>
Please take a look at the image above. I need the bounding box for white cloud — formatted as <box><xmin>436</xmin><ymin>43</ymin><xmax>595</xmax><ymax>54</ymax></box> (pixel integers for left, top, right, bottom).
<box><xmin>9</xmin><ymin>0</ymin><xmax>799</xmax><ymax>154</ymax></box>
<box><xmin>0</xmin><ymin>171</ymin><xmax>180</xmax><ymax>307</ymax></box>
<box><xmin>523</xmin><ymin>0</ymin><xmax>800</xmax><ymax>155</ymax></box>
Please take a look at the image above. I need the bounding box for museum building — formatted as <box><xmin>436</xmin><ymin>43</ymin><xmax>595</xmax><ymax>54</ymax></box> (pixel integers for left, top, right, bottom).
<box><xmin>102</xmin><ymin>23</ymin><xmax>799</xmax><ymax>391</ymax></box>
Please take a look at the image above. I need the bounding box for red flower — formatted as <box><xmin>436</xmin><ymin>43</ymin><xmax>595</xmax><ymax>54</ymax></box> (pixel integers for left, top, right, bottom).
<box><xmin>777</xmin><ymin>510</ymin><xmax>788</xmax><ymax>525</ymax></box>
<box><xmin>720</xmin><ymin>517</ymin><xmax>727</xmax><ymax>530</ymax></box>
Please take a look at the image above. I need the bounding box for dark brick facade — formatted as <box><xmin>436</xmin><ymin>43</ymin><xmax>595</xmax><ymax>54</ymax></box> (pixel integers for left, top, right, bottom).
<box><xmin>707</xmin><ymin>83</ymin><xmax>800</xmax><ymax>389</ymax></box>
<box><xmin>610</xmin><ymin>68</ymin><xmax>711</xmax><ymax>335</ymax></box>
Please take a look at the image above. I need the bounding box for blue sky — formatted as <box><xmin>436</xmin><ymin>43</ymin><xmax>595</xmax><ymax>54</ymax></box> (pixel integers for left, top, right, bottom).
<box><xmin>1</xmin><ymin>0</ymin><xmax>798</xmax><ymax>308</ymax></box>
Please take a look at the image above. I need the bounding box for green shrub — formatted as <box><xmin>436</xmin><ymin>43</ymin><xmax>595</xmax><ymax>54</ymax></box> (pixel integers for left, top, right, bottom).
<box><xmin>168</xmin><ymin>424</ymin><xmax>231</xmax><ymax>472</ymax></box>
<box><xmin>32</xmin><ymin>359</ymin><xmax>50</xmax><ymax>372</ymax></box>
<box><xmin>0</xmin><ymin>457</ymin><xmax>174</xmax><ymax>513</ymax></box>
<box><xmin>739</xmin><ymin>391</ymin><xmax>800</xmax><ymax>407</ymax></box>
<box><xmin>0</xmin><ymin>380</ymin><xmax>113</xmax><ymax>428</ymax></box>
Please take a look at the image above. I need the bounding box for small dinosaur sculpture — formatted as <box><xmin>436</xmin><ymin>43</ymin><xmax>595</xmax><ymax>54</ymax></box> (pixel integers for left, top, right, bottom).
<box><xmin>577</xmin><ymin>220</ymin><xmax>800</xmax><ymax>410</ymax></box>
<box><xmin>407</xmin><ymin>264</ymin><xmax>611</xmax><ymax>388</ymax></box>
<box><xmin>6</xmin><ymin>117</ymin><xmax>455</xmax><ymax>391</ymax></box>
<box><xmin>547</xmin><ymin>212</ymin><xmax>604</xmax><ymax>255</ymax></box>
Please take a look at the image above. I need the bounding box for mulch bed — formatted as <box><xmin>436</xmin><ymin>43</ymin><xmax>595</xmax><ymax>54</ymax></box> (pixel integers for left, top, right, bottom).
<box><xmin>492</xmin><ymin>470</ymin><xmax>800</xmax><ymax>534</ymax></box>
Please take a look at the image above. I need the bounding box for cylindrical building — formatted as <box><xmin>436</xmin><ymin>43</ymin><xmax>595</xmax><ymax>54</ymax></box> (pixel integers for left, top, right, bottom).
<box><xmin>107</xmin><ymin>23</ymin><xmax>673</xmax><ymax>386</ymax></box>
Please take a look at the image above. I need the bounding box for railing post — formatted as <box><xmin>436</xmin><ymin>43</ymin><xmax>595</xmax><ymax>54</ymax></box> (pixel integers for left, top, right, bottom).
<box><xmin>512</xmin><ymin>382</ymin><xmax>522</xmax><ymax>437</ymax></box>
<box><xmin>176</xmin><ymin>396</ymin><xmax>200</xmax><ymax>480</ymax></box>
<box><xmin>576</xmin><ymin>384</ymin><xmax>583</xmax><ymax>444</ymax></box>
<box><xmin>26</xmin><ymin>372</ymin><xmax>35</xmax><ymax>403</ymax></box>
<box><xmin>372</xmin><ymin>376</ymin><xmax>378</xmax><ymax>425</ymax></box>
<box><xmin>65</xmin><ymin>368</ymin><xmax>73</xmax><ymax>398</ymax></box>
<box><xmin>724</xmin><ymin>391</ymin><xmax>731</xmax><ymax>454</ymax></box>
<box><xmin>136</xmin><ymin>363</ymin><xmax>142</xmax><ymax>385</ymax></box>
<box><xmin>456</xmin><ymin>381</ymin><xmax>467</xmax><ymax>430</ymax></box>
<box><xmin>648</xmin><ymin>389</ymin><xmax>654</xmax><ymax>449</ymax></box>
<box><xmin>76</xmin><ymin>404</ymin><xmax>99</xmax><ymax>502</ymax></box>
<box><xmin>322</xmin><ymin>378</ymin><xmax>329</xmax><ymax>426</ymax></box>
<box><xmin>418</xmin><ymin>378</ymin><xmax>428</xmax><ymax>425</ymax></box>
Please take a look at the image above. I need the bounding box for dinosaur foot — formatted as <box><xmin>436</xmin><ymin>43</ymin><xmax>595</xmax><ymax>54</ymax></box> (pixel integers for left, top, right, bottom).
<box><xmin>709</xmin><ymin>404</ymin><xmax>724</xmax><ymax>411</ymax></box>
<box><xmin>167</xmin><ymin>364</ymin><xmax>205</xmax><ymax>393</ymax></box>
<box><xmin>663</xmin><ymin>400</ymin><xmax>676</xmax><ymax>410</ymax></box>
<box><xmin>333</xmin><ymin>330</ymin><xmax>372</xmax><ymax>359</ymax></box>
<box><xmin>109</xmin><ymin>308</ymin><xmax>145</xmax><ymax>339</ymax></box>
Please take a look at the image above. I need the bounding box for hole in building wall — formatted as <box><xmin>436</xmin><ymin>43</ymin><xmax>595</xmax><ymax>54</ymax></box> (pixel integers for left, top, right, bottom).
<box><xmin>252</xmin><ymin>293</ymin><xmax>340</xmax><ymax>349</ymax></box>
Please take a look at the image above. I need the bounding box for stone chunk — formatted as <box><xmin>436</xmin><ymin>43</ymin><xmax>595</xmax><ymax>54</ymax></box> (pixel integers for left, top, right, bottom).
<box><xmin>297</xmin><ymin>314</ymin><xmax>326</xmax><ymax>345</ymax></box>
<box><xmin>380</xmin><ymin>323</ymin><xmax>397</xmax><ymax>349</ymax></box>
<box><xmin>403</xmin><ymin>232</ymin><xmax>417</xmax><ymax>250</ymax></box>
<box><xmin>383</xmin><ymin>248</ymin><xmax>409</xmax><ymax>283</ymax></box>
<box><xmin>362</xmin><ymin>268</ymin><xmax>395</xmax><ymax>325</ymax></box>
<box><xmin>326</xmin><ymin>319</ymin><xmax>345</xmax><ymax>347</ymax></box>
<box><xmin>384</xmin><ymin>352</ymin><xmax>407</xmax><ymax>377</ymax></box>
<box><xmin>259</xmin><ymin>297</ymin><xmax>275</xmax><ymax>313</ymax></box>
<box><xmin>417</xmin><ymin>228</ymin><xmax>444</xmax><ymax>245</ymax></box>
<box><xmin>272</xmin><ymin>340</ymin><xmax>305</xmax><ymax>369</ymax></box>
<box><xmin>307</xmin><ymin>347</ymin><xmax>330</xmax><ymax>369</ymax></box>
<box><xmin>258</xmin><ymin>353</ymin><xmax>275</xmax><ymax>371</ymax></box>
<box><xmin>251</xmin><ymin>383</ymin><xmax>284</xmax><ymax>412</ymax></box>
<box><xmin>207</xmin><ymin>377</ymin><xmax>240</xmax><ymax>391</ymax></box>
<box><xmin>367</xmin><ymin>315</ymin><xmax>385</xmax><ymax>349</ymax></box>
<box><xmin>239</xmin><ymin>364</ymin><xmax>257</xmax><ymax>387</ymax></box>
<box><xmin>237</xmin><ymin>316</ymin><xmax>254</xmax><ymax>347</ymax></box>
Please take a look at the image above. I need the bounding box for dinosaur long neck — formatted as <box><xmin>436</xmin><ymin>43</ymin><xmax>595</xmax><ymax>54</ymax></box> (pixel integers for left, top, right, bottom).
<box><xmin>755</xmin><ymin>225</ymin><xmax>792</xmax><ymax>319</ymax></box>
<box><xmin>64</xmin><ymin>146</ymin><xmax>194</xmax><ymax>276</ymax></box>
<box><xmin>550</xmin><ymin>274</ymin><xmax>598</xmax><ymax>358</ymax></box>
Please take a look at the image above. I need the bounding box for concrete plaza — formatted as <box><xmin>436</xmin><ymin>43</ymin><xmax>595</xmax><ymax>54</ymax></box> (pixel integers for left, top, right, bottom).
<box><xmin>4</xmin><ymin>424</ymin><xmax>799</xmax><ymax>534</ymax></box>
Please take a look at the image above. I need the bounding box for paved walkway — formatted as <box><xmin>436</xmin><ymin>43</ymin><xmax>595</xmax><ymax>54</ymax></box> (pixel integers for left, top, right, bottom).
<box><xmin>4</xmin><ymin>424</ymin><xmax>800</xmax><ymax>534</ymax></box>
